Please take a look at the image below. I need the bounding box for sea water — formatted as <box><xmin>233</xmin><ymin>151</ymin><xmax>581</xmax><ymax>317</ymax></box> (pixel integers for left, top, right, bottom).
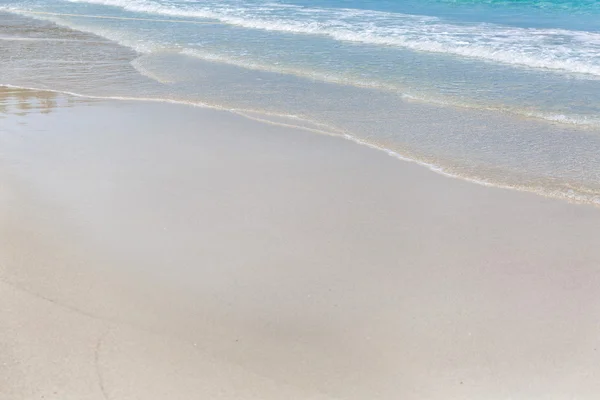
<box><xmin>1</xmin><ymin>0</ymin><xmax>600</xmax><ymax>204</ymax></box>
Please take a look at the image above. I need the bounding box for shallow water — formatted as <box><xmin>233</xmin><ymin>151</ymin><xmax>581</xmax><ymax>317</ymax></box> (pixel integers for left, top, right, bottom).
<box><xmin>1</xmin><ymin>1</ymin><xmax>600</xmax><ymax>204</ymax></box>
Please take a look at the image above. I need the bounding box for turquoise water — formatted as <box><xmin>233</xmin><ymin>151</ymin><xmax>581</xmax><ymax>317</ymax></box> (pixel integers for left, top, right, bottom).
<box><xmin>1</xmin><ymin>0</ymin><xmax>600</xmax><ymax>204</ymax></box>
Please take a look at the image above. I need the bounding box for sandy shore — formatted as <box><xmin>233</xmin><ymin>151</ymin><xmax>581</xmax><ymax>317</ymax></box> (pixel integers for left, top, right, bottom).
<box><xmin>1</xmin><ymin>88</ymin><xmax>600</xmax><ymax>399</ymax></box>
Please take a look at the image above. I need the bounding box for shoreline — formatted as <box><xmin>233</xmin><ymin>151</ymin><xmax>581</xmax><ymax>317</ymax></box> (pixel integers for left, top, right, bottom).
<box><xmin>2</xmin><ymin>9</ymin><xmax>600</xmax><ymax>209</ymax></box>
<box><xmin>2</xmin><ymin>84</ymin><xmax>599</xmax><ymax>209</ymax></box>
<box><xmin>2</xmin><ymin>90</ymin><xmax>600</xmax><ymax>399</ymax></box>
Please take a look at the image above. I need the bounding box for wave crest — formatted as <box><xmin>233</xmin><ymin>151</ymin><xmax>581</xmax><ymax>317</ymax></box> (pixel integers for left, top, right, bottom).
<box><xmin>60</xmin><ymin>0</ymin><xmax>600</xmax><ymax>76</ymax></box>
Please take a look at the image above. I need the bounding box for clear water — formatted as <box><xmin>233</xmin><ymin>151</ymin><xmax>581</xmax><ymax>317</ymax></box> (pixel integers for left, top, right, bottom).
<box><xmin>1</xmin><ymin>0</ymin><xmax>600</xmax><ymax>204</ymax></box>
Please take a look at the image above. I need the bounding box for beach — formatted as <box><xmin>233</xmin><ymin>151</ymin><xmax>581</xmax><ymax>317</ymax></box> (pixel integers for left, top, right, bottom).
<box><xmin>1</xmin><ymin>88</ymin><xmax>600</xmax><ymax>399</ymax></box>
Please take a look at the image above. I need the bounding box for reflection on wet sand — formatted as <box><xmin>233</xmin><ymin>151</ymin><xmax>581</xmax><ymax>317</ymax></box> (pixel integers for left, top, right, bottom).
<box><xmin>0</xmin><ymin>87</ymin><xmax>89</xmax><ymax>116</ymax></box>
<box><xmin>1</xmin><ymin>11</ymin><xmax>148</xmax><ymax>100</ymax></box>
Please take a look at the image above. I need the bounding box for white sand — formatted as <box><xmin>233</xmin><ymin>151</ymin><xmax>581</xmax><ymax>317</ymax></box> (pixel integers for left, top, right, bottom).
<box><xmin>1</xmin><ymin>90</ymin><xmax>600</xmax><ymax>399</ymax></box>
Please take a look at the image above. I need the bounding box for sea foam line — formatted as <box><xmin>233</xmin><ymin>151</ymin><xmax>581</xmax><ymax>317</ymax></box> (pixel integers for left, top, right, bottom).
<box><xmin>60</xmin><ymin>0</ymin><xmax>600</xmax><ymax>77</ymax></box>
<box><xmin>178</xmin><ymin>50</ymin><xmax>600</xmax><ymax>129</ymax></box>
<box><xmin>1</xmin><ymin>83</ymin><xmax>599</xmax><ymax>208</ymax></box>
<box><xmin>4</xmin><ymin>7</ymin><xmax>600</xmax><ymax>130</ymax></box>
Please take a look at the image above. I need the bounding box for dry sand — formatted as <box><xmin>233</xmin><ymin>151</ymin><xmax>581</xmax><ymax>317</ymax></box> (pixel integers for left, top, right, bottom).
<box><xmin>1</xmin><ymin>89</ymin><xmax>600</xmax><ymax>399</ymax></box>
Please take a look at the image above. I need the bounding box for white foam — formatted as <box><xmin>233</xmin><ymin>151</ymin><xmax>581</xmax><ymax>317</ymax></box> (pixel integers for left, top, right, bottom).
<box><xmin>180</xmin><ymin>48</ymin><xmax>403</xmax><ymax>93</ymax></box>
<box><xmin>60</xmin><ymin>0</ymin><xmax>600</xmax><ymax>77</ymax></box>
<box><xmin>179</xmin><ymin>49</ymin><xmax>600</xmax><ymax>129</ymax></box>
<box><xmin>524</xmin><ymin>111</ymin><xmax>600</xmax><ymax>128</ymax></box>
<box><xmin>5</xmin><ymin>4</ymin><xmax>600</xmax><ymax>129</ymax></box>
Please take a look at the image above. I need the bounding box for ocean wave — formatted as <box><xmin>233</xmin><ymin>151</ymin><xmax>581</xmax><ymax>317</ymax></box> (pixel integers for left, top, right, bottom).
<box><xmin>523</xmin><ymin>111</ymin><xmax>600</xmax><ymax>127</ymax></box>
<box><xmin>177</xmin><ymin>49</ymin><xmax>600</xmax><ymax>129</ymax></box>
<box><xmin>4</xmin><ymin>5</ymin><xmax>600</xmax><ymax>129</ymax></box>
<box><xmin>60</xmin><ymin>0</ymin><xmax>600</xmax><ymax>76</ymax></box>
<box><xmin>180</xmin><ymin>48</ymin><xmax>405</xmax><ymax>93</ymax></box>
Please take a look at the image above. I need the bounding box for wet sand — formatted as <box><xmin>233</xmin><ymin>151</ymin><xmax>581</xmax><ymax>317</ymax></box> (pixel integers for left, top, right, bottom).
<box><xmin>1</xmin><ymin>88</ymin><xmax>600</xmax><ymax>400</ymax></box>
